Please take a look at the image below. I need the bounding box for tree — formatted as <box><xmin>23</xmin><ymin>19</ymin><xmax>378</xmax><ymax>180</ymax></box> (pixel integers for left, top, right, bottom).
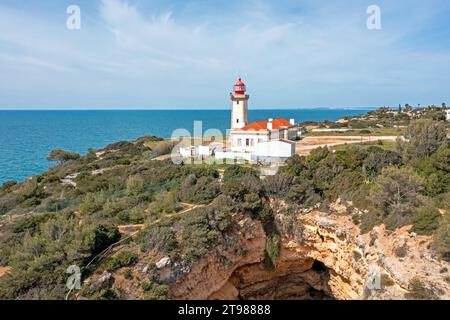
<box><xmin>369</xmin><ymin>166</ymin><xmax>425</xmax><ymax>230</ymax></box>
<box><xmin>282</xmin><ymin>154</ymin><xmax>307</xmax><ymax>177</ymax></box>
<box><xmin>222</xmin><ymin>165</ymin><xmax>258</xmax><ymax>182</ymax></box>
<box><xmin>47</xmin><ymin>149</ymin><xmax>81</xmax><ymax>165</ymax></box>
<box><xmin>86</xmin><ymin>148</ymin><xmax>97</xmax><ymax>162</ymax></box>
<box><xmin>433</xmin><ymin>213</ymin><xmax>450</xmax><ymax>262</ymax></box>
<box><xmin>399</xmin><ymin>119</ymin><xmax>447</xmax><ymax>160</ymax></box>
<box><xmin>125</xmin><ymin>175</ymin><xmax>146</xmax><ymax>196</ymax></box>
<box><xmin>362</xmin><ymin>147</ymin><xmax>402</xmax><ymax>179</ymax></box>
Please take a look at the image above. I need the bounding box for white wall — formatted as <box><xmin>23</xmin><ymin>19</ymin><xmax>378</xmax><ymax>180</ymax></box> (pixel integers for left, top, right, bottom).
<box><xmin>254</xmin><ymin>141</ymin><xmax>296</xmax><ymax>158</ymax></box>
<box><xmin>215</xmin><ymin>151</ymin><xmax>252</xmax><ymax>161</ymax></box>
<box><xmin>230</xmin><ymin>132</ymin><xmax>270</xmax><ymax>153</ymax></box>
<box><xmin>231</xmin><ymin>96</ymin><xmax>249</xmax><ymax>129</ymax></box>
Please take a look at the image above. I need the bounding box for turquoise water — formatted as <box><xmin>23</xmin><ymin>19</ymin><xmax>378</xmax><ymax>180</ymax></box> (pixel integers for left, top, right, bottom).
<box><xmin>0</xmin><ymin>109</ymin><xmax>369</xmax><ymax>184</ymax></box>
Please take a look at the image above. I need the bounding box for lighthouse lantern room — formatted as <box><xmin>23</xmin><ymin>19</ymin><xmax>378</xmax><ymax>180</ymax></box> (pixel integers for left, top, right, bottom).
<box><xmin>230</xmin><ymin>78</ymin><xmax>249</xmax><ymax>130</ymax></box>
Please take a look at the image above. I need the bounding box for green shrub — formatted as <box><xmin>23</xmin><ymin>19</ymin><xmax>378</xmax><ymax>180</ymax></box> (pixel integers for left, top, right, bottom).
<box><xmin>47</xmin><ymin>149</ymin><xmax>81</xmax><ymax>165</ymax></box>
<box><xmin>222</xmin><ymin>165</ymin><xmax>258</xmax><ymax>183</ymax></box>
<box><xmin>1</xmin><ymin>181</ymin><xmax>17</xmax><ymax>192</ymax></box>
<box><xmin>104</xmin><ymin>251</ymin><xmax>138</xmax><ymax>271</ymax></box>
<box><xmin>80</xmin><ymin>193</ymin><xmax>105</xmax><ymax>215</ymax></box>
<box><xmin>125</xmin><ymin>175</ymin><xmax>146</xmax><ymax>196</ymax></box>
<box><xmin>433</xmin><ymin>214</ymin><xmax>450</xmax><ymax>262</ymax></box>
<box><xmin>369</xmin><ymin>166</ymin><xmax>425</xmax><ymax>230</ymax></box>
<box><xmin>138</xmin><ymin>223</ymin><xmax>178</xmax><ymax>255</ymax></box>
<box><xmin>412</xmin><ymin>206</ymin><xmax>441</xmax><ymax>235</ymax></box>
<box><xmin>380</xmin><ymin>274</ymin><xmax>395</xmax><ymax>288</ymax></box>
<box><xmin>405</xmin><ymin>277</ymin><xmax>438</xmax><ymax>300</ymax></box>
<box><xmin>179</xmin><ymin>174</ymin><xmax>220</xmax><ymax>204</ymax></box>
<box><xmin>263</xmin><ymin>174</ymin><xmax>293</xmax><ymax>196</ymax></box>
<box><xmin>141</xmin><ymin>282</ymin><xmax>170</xmax><ymax>300</ymax></box>
<box><xmin>12</xmin><ymin>213</ymin><xmax>55</xmax><ymax>234</ymax></box>
<box><xmin>123</xmin><ymin>269</ymin><xmax>133</xmax><ymax>280</ymax></box>
<box><xmin>83</xmin><ymin>224</ymin><xmax>121</xmax><ymax>256</ymax></box>
<box><xmin>266</xmin><ymin>234</ymin><xmax>281</xmax><ymax>269</ymax></box>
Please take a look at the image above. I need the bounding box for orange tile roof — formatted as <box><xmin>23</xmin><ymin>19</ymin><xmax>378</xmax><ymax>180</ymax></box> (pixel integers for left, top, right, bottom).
<box><xmin>240</xmin><ymin>118</ymin><xmax>293</xmax><ymax>131</ymax></box>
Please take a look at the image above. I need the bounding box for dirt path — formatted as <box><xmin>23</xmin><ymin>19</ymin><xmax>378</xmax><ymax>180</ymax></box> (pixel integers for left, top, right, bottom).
<box><xmin>296</xmin><ymin>136</ymin><xmax>401</xmax><ymax>156</ymax></box>
<box><xmin>146</xmin><ymin>203</ymin><xmax>205</xmax><ymax>227</ymax></box>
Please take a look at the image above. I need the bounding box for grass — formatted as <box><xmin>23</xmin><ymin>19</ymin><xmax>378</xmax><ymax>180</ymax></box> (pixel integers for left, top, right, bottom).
<box><xmin>304</xmin><ymin>127</ymin><xmax>404</xmax><ymax>137</ymax></box>
<box><xmin>331</xmin><ymin>140</ymin><xmax>397</xmax><ymax>152</ymax></box>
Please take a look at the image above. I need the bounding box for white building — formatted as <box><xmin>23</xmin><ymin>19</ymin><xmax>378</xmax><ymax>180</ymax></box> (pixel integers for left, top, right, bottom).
<box><xmin>221</xmin><ymin>78</ymin><xmax>300</xmax><ymax>162</ymax></box>
<box><xmin>179</xmin><ymin>78</ymin><xmax>300</xmax><ymax>163</ymax></box>
<box><xmin>446</xmin><ymin>110</ymin><xmax>450</xmax><ymax>121</ymax></box>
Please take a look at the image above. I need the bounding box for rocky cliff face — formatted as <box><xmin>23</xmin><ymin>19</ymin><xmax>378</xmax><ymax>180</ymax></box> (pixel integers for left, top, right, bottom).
<box><xmin>164</xmin><ymin>200</ymin><xmax>450</xmax><ymax>300</ymax></box>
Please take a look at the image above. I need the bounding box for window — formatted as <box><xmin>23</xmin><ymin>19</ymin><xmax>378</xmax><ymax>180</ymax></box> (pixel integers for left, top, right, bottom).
<box><xmin>246</xmin><ymin>139</ymin><xmax>250</xmax><ymax>146</ymax></box>
<box><xmin>237</xmin><ymin>139</ymin><xmax>242</xmax><ymax>146</ymax></box>
<box><xmin>250</xmin><ymin>139</ymin><xmax>254</xmax><ymax>146</ymax></box>
<box><xmin>236</xmin><ymin>101</ymin><xmax>240</xmax><ymax>105</ymax></box>
<box><xmin>236</xmin><ymin>119</ymin><xmax>239</xmax><ymax>123</ymax></box>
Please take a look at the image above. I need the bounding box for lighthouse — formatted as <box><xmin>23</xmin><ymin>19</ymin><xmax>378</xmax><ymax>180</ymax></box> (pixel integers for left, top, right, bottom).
<box><xmin>230</xmin><ymin>78</ymin><xmax>249</xmax><ymax>130</ymax></box>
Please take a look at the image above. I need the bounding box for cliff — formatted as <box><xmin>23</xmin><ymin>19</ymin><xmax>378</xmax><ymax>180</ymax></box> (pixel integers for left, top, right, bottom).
<box><xmin>149</xmin><ymin>200</ymin><xmax>450</xmax><ymax>300</ymax></box>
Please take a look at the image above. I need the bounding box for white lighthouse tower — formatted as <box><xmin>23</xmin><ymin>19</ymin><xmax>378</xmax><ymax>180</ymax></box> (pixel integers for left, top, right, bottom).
<box><xmin>230</xmin><ymin>78</ymin><xmax>249</xmax><ymax>130</ymax></box>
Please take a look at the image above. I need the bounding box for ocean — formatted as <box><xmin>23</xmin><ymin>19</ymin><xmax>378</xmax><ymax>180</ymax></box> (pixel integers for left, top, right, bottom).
<box><xmin>0</xmin><ymin>109</ymin><xmax>370</xmax><ymax>184</ymax></box>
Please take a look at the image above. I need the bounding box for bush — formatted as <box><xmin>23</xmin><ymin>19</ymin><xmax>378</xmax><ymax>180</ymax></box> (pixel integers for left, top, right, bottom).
<box><xmin>222</xmin><ymin>165</ymin><xmax>258</xmax><ymax>182</ymax></box>
<box><xmin>104</xmin><ymin>251</ymin><xmax>138</xmax><ymax>271</ymax></box>
<box><xmin>12</xmin><ymin>213</ymin><xmax>55</xmax><ymax>234</ymax></box>
<box><xmin>380</xmin><ymin>274</ymin><xmax>395</xmax><ymax>288</ymax></box>
<box><xmin>286</xmin><ymin>178</ymin><xmax>319</xmax><ymax>207</ymax></box>
<box><xmin>266</xmin><ymin>234</ymin><xmax>281</xmax><ymax>269</ymax></box>
<box><xmin>179</xmin><ymin>174</ymin><xmax>220</xmax><ymax>204</ymax></box>
<box><xmin>80</xmin><ymin>193</ymin><xmax>105</xmax><ymax>215</ymax></box>
<box><xmin>83</xmin><ymin>224</ymin><xmax>121</xmax><ymax>256</ymax></box>
<box><xmin>125</xmin><ymin>175</ymin><xmax>146</xmax><ymax>196</ymax></box>
<box><xmin>263</xmin><ymin>174</ymin><xmax>293</xmax><ymax>196</ymax></box>
<box><xmin>1</xmin><ymin>181</ymin><xmax>17</xmax><ymax>192</ymax></box>
<box><xmin>433</xmin><ymin>213</ymin><xmax>450</xmax><ymax>262</ymax></box>
<box><xmin>368</xmin><ymin>166</ymin><xmax>425</xmax><ymax>230</ymax></box>
<box><xmin>47</xmin><ymin>149</ymin><xmax>81</xmax><ymax>165</ymax></box>
<box><xmin>138</xmin><ymin>223</ymin><xmax>178</xmax><ymax>255</ymax></box>
<box><xmin>142</xmin><ymin>282</ymin><xmax>170</xmax><ymax>300</ymax></box>
<box><xmin>412</xmin><ymin>206</ymin><xmax>441</xmax><ymax>235</ymax></box>
<box><xmin>405</xmin><ymin>277</ymin><xmax>438</xmax><ymax>300</ymax></box>
<box><xmin>123</xmin><ymin>269</ymin><xmax>133</xmax><ymax>280</ymax></box>
<box><xmin>399</xmin><ymin>119</ymin><xmax>447</xmax><ymax>161</ymax></box>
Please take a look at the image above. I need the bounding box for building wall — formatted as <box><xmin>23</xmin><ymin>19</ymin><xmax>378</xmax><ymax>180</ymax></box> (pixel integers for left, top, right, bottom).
<box><xmin>231</xmin><ymin>95</ymin><xmax>249</xmax><ymax>129</ymax></box>
<box><xmin>254</xmin><ymin>141</ymin><xmax>296</xmax><ymax>158</ymax></box>
<box><xmin>230</xmin><ymin>131</ymin><xmax>270</xmax><ymax>153</ymax></box>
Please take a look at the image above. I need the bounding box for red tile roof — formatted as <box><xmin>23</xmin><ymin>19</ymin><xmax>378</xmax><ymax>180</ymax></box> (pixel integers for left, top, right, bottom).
<box><xmin>240</xmin><ymin>118</ymin><xmax>293</xmax><ymax>131</ymax></box>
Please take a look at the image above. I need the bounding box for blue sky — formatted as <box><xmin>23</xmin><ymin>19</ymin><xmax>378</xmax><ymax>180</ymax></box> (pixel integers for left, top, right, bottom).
<box><xmin>0</xmin><ymin>0</ymin><xmax>449</xmax><ymax>109</ymax></box>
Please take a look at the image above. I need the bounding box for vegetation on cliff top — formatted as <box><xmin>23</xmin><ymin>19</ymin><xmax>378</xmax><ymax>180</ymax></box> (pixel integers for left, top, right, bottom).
<box><xmin>0</xmin><ymin>112</ymin><xmax>448</xmax><ymax>300</ymax></box>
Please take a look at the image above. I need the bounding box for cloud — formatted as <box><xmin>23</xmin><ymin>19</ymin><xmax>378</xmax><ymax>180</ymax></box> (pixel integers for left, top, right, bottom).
<box><xmin>0</xmin><ymin>0</ymin><xmax>449</xmax><ymax>108</ymax></box>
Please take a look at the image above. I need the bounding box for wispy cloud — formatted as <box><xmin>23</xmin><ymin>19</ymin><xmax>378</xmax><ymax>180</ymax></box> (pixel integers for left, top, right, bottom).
<box><xmin>0</xmin><ymin>0</ymin><xmax>449</xmax><ymax>109</ymax></box>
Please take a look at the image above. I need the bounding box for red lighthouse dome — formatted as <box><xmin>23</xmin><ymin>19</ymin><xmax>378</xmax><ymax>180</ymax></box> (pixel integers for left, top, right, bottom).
<box><xmin>233</xmin><ymin>78</ymin><xmax>246</xmax><ymax>95</ymax></box>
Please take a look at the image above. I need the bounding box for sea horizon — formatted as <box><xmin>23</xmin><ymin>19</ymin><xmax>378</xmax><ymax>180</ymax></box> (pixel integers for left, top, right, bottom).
<box><xmin>0</xmin><ymin>108</ymin><xmax>370</xmax><ymax>183</ymax></box>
